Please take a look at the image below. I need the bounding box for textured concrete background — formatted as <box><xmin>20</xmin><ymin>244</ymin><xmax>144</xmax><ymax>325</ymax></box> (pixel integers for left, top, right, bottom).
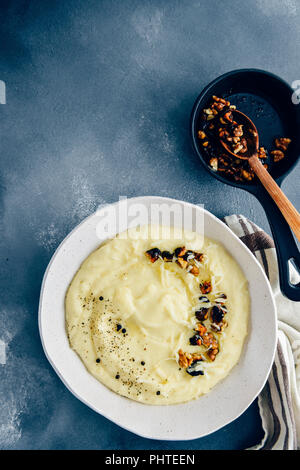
<box><xmin>0</xmin><ymin>0</ymin><xmax>299</xmax><ymax>450</ymax></box>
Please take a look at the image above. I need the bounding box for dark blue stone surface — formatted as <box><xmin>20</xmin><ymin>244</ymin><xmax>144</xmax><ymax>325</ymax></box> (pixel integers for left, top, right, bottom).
<box><xmin>0</xmin><ymin>0</ymin><xmax>299</xmax><ymax>450</ymax></box>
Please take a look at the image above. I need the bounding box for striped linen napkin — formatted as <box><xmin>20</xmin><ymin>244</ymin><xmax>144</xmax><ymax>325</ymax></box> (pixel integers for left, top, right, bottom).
<box><xmin>224</xmin><ymin>215</ymin><xmax>300</xmax><ymax>450</ymax></box>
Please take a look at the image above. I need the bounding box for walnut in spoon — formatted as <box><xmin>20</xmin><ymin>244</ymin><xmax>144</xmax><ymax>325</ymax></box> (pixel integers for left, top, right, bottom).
<box><xmin>219</xmin><ymin>109</ymin><xmax>300</xmax><ymax>242</ymax></box>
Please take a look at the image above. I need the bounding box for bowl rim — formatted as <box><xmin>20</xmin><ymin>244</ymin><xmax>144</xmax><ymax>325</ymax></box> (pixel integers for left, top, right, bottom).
<box><xmin>38</xmin><ymin>196</ymin><xmax>277</xmax><ymax>441</ymax></box>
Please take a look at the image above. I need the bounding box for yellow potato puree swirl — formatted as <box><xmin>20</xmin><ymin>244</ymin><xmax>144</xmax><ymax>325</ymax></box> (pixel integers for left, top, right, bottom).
<box><xmin>65</xmin><ymin>225</ymin><xmax>249</xmax><ymax>405</ymax></box>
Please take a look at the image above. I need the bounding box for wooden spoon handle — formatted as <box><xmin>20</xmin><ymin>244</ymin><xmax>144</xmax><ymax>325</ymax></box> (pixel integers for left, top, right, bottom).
<box><xmin>249</xmin><ymin>155</ymin><xmax>300</xmax><ymax>242</ymax></box>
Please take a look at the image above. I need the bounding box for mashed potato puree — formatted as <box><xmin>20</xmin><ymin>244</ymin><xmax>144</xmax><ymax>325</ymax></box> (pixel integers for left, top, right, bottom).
<box><xmin>65</xmin><ymin>225</ymin><xmax>249</xmax><ymax>405</ymax></box>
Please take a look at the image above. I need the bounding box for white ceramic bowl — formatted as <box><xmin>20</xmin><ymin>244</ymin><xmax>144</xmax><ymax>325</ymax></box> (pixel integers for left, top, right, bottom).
<box><xmin>39</xmin><ymin>196</ymin><xmax>277</xmax><ymax>440</ymax></box>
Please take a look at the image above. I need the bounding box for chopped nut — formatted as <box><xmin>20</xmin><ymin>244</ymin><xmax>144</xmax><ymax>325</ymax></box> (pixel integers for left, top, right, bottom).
<box><xmin>189</xmin><ymin>334</ymin><xmax>202</xmax><ymax>346</ymax></box>
<box><xmin>195</xmin><ymin>323</ymin><xmax>207</xmax><ymax>336</ymax></box>
<box><xmin>162</xmin><ymin>250</ymin><xmax>173</xmax><ymax>262</ymax></box>
<box><xmin>212</xmin><ymin>95</ymin><xmax>223</xmax><ymax>103</ymax></box>
<box><xmin>211</xmin><ymin>305</ymin><xmax>225</xmax><ymax>324</ymax></box>
<box><xmin>200</xmin><ymin>280</ymin><xmax>212</xmax><ymax>294</ymax></box>
<box><xmin>178</xmin><ymin>350</ymin><xmax>203</xmax><ymax>368</ymax></box>
<box><xmin>258</xmin><ymin>147</ymin><xmax>267</xmax><ymax>159</ymax></box>
<box><xmin>224</xmin><ymin>111</ymin><xmax>233</xmax><ymax>122</ymax></box>
<box><xmin>233</xmin><ymin>125</ymin><xmax>243</xmax><ymax>137</ymax></box>
<box><xmin>145</xmin><ymin>248</ymin><xmax>161</xmax><ymax>263</ymax></box>
<box><xmin>213</xmin><ymin>102</ymin><xmax>225</xmax><ymax>112</ymax></box>
<box><xmin>207</xmin><ymin>347</ymin><xmax>219</xmax><ymax>361</ymax></box>
<box><xmin>174</xmin><ymin>247</ymin><xmax>187</xmax><ymax>258</ymax></box>
<box><xmin>176</xmin><ymin>258</ymin><xmax>188</xmax><ymax>269</ymax></box>
<box><xmin>198</xmin><ymin>130</ymin><xmax>206</xmax><ymax>140</ymax></box>
<box><xmin>271</xmin><ymin>149</ymin><xmax>285</xmax><ymax>162</ymax></box>
<box><xmin>202</xmin><ymin>332</ymin><xmax>218</xmax><ymax>350</ymax></box>
<box><xmin>209</xmin><ymin>157</ymin><xmax>218</xmax><ymax>171</ymax></box>
<box><xmin>241</xmin><ymin>169</ymin><xmax>254</xmax><ymax>181</ymax></box>
<box><xmin>195</xmin><ymin>308</ymin><xmax>209</xmax><ymax>321</ymax></box>
<box><xmin>189</xmin><ymin>265</ymin><xmax>199</xmax><ymax>276</ymax></box>
<box><xmin>194</xmin><ymin>252</ymin><xmax>204</xmax><ymax>262</ymax></box>
<box><xmin>233</xmin><ymin>143</ymin><xmax>244</xmax><ymax>154</ymax></box>
<box><xmin>178</xmin><ymin>349</ymin><xmax>192</xmax><ymax>368</ymax></box>
<box><xmin>275</xmin><ymin>137</ymin><xmax>291</xmax><ymax>152</ymax></box>
<box><xmin>239</xmin><ymin>138</ymin><xmax>248</xmax><ymax>153</ymax></box>
<box><xmin>202</xmin><ymin>141</ymin><xmax>209</xmax><ymax>147</ymax></box>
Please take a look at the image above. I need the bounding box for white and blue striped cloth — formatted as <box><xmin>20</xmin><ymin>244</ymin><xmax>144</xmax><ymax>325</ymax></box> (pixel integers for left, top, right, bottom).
<box><xmin>224</xmin><ymin>215</ymin><xmax>300</xmax><ymax>450</ymax></box>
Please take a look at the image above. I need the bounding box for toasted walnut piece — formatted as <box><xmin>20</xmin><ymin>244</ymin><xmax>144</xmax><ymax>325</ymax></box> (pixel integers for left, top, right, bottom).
<box><xmin>258</xmin><ymin>147</ymin><xmax>267</xmax><ymax>159</ymax></box>
<box><xmin>191</xmin><ymin>353</ymin><xmax>203</xmax><ymax>362</ymax></box>
<box><xmin>207</xmin><ymin>347</ymin><xmax>219</xmax><ymax>361</ymax></box>
<box><xmin>219</xmin><ymin>128</ymin><xmax>229</xmax><ymax>139</ymax></box>
<box><xmin>195</xmin><ymin>308</ymin><xmax>209</xmax><ymax>321</ymax></box>
<box><xmin>201</xmin><ymin>332</ymin><xmax>219</xmax><ymax>350</ymax></box>
<box><xmin>211</xmin><ymin>305</ymin><xmax>225</xmax><ymax>324</ymax></box>
<box><xmin>241</xmin><ymin>169</ymin><xmax>254</xmax><ymax>181</ymax></box>
<box><xmin>233</xmin><ymin>143</ymin><xmax>244</xmax><ymax>154</ymax></box>
<box><xmin>145</xmin><ymin>248</ymin><xmax>161</xmax><ymax>263</ymax></box>
<box><xmin>174</xmin><ymin>246</ymin><xmax>186</xmax><ymax>258</ymax></box>
<box><xmin>212</xmin><ymin>95</ymin><xmax>227</xmax><ymax>104</ymax></box>
<box><xmin>176</xmin><ymin>258</ymin><xmax>188</xmax><ymax>269</ymax></box>
<box><xmin>198</xmin><ymin>130</ymin><xmax>206</xmax><ymax>140</ymax></box>
<box><xmin>189</xmin><ymin>334</ymin><xmax>202</xmax><ymax>346</ymax></box>
<box><xmin>233</xmin><ymin>125</ymin><xmax>244</xmax><ymax>137</ymax></box>
<box><xmin>195</xmin><ymin>323</ymin><xmax>207</xmax><ymax>336</ymax></box>
<box><xmin>271</xmin><ymin>150</ymin><xmax>285</xmax><ymax>162</ymax></box>
<box><xmin>209</xmin><ymin>157</ymin><xmax>218</xmax><ymax>171</ymax></box>
<box><xmin>189</xmin><ymin>265</ymin><xmax>200</xmax><ymax>276</ymax></box>
<box><xmin>178</xmin><ymin>349</ymin><xmax>193</xmax><ymax>368</ymax></box>
<box><xmin>224</xmin><ymin>111</ymin><xmax>233</xmax><ymax>122</ymax></box>
<box><xmin>275</xmin><ymin>137</ymin><xmax>291</xmax><ymax>152</ymax></box>
<box><xmin>213</xmin><ymin>101</ymin><xmax>225</xmax><ymax>112</ymax></box>
<box><xmin>239</xmin><ymin>138</ymin><xmax>248</xmax><ymax>153</ymax></box>
<box><xmin>161</xmin><ymin>250</ymin><xmax>173</xmax><ymax>262</ymax></box>
<box><xmin>194</xmin><ymin>252</ymin><xmax>204</xmax><ymax>262</ymax></box>
<box><xmin>200</xmin><ymin>280</ymin><xmax>212</xmax><ymax>294</ymax></box>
